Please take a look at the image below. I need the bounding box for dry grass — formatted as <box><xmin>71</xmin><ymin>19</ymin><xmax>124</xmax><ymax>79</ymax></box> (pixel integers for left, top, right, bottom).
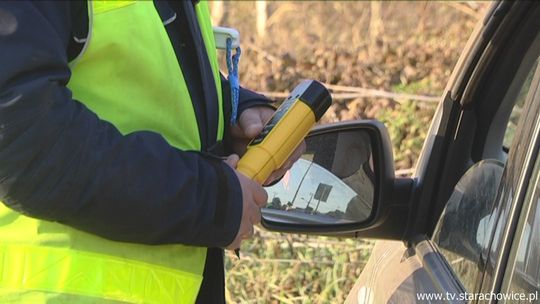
<box><xmin>225</xmin><ymin>228</ymin><xmax>373</xmax><ymax>304</ymax></box>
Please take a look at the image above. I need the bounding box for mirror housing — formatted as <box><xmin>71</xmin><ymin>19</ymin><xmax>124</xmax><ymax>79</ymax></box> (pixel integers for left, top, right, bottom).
<box><xmin>262</xmin><ymin>120</ymin><xmax>412</xmax><ymax>240</ymax></box>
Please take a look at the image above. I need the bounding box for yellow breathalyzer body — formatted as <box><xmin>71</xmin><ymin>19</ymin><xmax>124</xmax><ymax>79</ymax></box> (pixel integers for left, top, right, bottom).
<box><xmin>237</xmin><ymin>80</ymin><xmax>332</xmax><ymax>184</ymax></box>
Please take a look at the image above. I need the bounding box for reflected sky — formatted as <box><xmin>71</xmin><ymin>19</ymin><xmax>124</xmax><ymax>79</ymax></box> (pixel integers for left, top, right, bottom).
<box><xmin>266</xmin><ymin>158</ymin><xmax>357</xmax><ymax>214</ymax></box>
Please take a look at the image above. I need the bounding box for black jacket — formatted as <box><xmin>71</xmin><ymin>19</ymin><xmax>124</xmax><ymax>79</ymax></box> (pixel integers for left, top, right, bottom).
<box><xmin>0</xmin><ymin>1</ymin><xmax>269</xmax><ymax>302</ymax></box>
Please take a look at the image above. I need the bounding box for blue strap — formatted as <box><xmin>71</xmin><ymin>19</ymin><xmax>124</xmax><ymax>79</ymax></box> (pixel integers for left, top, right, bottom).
<box><xmin>226</xmin><ymin>38</ymin><xmax>241</xmax><ymax>124</ymax></box>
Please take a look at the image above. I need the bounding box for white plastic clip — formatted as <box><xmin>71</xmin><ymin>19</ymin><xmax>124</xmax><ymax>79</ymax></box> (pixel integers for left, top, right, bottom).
<box><xmin>213</xmin><ymin>26</ymin><xmax>240</xmax><ymax>50</ymax></box>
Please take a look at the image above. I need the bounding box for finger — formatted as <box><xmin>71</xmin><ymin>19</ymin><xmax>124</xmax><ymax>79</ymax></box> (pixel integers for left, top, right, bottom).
<box><xmin>229</xmin><ymin>123</ymin><xmax>247</xmax><ymax>139</ymax></box>
<box><xmin>238</xmin><ymin>108</ymin><xmax>265</xmax><ymax>138</ymax></box>
<box><xmin>249</xmin><ymin>225</ymin><xmax>255</xmax><ymax>238</ymax></box>
<box><xmin>279</xmin><ymin>141</ymin><xmax>305</xmax><ymax>172</ymax></box>
<box><xmin>262</xmin><ymin>141</ymin><xmax>305</xmax><ymax>185</ymax></box>
<box><xmin>289</xmin><ymin>141</ymin><xmax>306</xmax><ymax>163</ymax></box>
<box><xmin>257</xmin><ymin>107</ymin><xmax>275</xmax><ymax>125</ymax></box>
<box><xmin>250</xmin><ymin>181</ymin><xmax>268</xmax><ymax>207</ymax></box>
<box><xmin>226</xmin><ymin>232</ymin><xmax>242</xmax><ymax>250</ymax></box>
<box><xmin>263</xmin><ymin>167</ymin><xmax>288</xmax><ymax>186</ymax></box>
<box><xmin>223</xmin><ymin>154</ymin><xmax>239</xmax><ymax>168</ymax></box>
<box><xmin>242</xmin><ymin>225</ymin><xmax>255</xmax><ymax>240</ymax></box>
<box><xmin>226</xmin><ymin>239</ymin><xmax>239</xmax><ymax>250</ymax></box>
<box><xmin>276</xmin><ymin>141</ymin><xmax>305</xmax><ymax>174</ymax></box>
<box><xmin>250</xmin><ymin>204</ymin><xmax>262</xmax><ymax>225</ymax></box>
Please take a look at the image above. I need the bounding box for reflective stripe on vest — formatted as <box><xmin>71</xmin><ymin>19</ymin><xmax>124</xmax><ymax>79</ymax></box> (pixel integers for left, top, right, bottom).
<box><xmin>0</xmin><ymin>1</ymin><xmax>223</xmax><ymax>303</ymax></box>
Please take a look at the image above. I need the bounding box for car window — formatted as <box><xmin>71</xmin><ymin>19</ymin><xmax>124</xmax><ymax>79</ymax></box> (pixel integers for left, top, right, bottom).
<box><xmin>432</xmin><ymin>56</ymin><xmax>540</xmax><ymax>293</ymax></box>
<box><xmin>503</xmin><ymin>57</ymin><xmax>540</xmax><ymax>149</ymax></box>
<box><xmin>503</xmin><ymin>159</ymin><xmax>540</xmax><ymax>297</ymax></box>
<box><xmin>432</xmin><ymin>160</ymin><xmax>504</xmax><ymax>292</ymax></box>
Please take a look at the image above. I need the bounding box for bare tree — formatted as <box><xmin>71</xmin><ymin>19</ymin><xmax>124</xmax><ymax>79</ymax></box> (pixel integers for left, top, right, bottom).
<box><xmin>369</xmin><ymin>1</ymin><xmax>383</xmax><ymax>45</ymax></box>
<box><xmin>211</xmin><ymin>1</ymin><xmax>225</xmax><ymax>25</ymax></box>
<box><xmin>256</xmin><ymin>1</ymin><xmax>267</xmax><ymax>39</ymax></box>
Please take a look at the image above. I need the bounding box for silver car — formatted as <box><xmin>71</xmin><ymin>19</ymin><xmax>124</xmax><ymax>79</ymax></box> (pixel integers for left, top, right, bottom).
<box><xmin>261</xmin><ymin>1</ymin><xmax>540</xmax><ymax>303</ymax></box>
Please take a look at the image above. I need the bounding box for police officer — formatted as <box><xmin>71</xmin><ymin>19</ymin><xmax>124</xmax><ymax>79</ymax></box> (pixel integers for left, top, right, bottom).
<box><xmin>0</xmin><ymin>1</ymin><xmax>301</xmax><ymax>303</ymax></box>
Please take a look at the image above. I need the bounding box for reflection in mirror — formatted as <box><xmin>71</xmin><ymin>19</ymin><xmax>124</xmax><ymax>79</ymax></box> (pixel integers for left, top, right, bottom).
<box><xmin>263</xmin><ymin>129</ymin><xmax>375</xmax><ymax>225</ymax></box>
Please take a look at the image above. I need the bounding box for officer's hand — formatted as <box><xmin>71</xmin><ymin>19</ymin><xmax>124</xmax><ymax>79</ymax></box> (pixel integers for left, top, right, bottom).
<box><xmin>229</xmin><ymin>106</ymin><xmax>306</xmax><ymax>185</ymax></box>
<box><xmin>223</xmin><ymin>154</ymin><xmax>268</xmax><ymax>250</ymax></box>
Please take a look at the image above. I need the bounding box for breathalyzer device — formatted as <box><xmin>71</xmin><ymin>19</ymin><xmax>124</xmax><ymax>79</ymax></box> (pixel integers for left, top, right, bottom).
<box><xmin>237</xmin><ymin>80</ymin><xmax>332</xmax><ymax>184</ymax></box>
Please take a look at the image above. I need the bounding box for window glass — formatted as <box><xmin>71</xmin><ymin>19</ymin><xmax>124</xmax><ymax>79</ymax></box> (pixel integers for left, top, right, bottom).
<box><xmin>433</xmin><ymin>56</ymin><xmax>540</xmax><ymax>292</ymax></box>
<box><xmin>506</xmin><ymin>164</ymin><xmax>540</xmax><ymax>295</ymax></box>
<box><xmin>504</xmin><ymin>57</ymin><xmax>540</xmax><ymax>148</ymax></box>
<box><xmin>432</xmin><ymin>160</ymin><xmax>504</xmax><ymax>291</ymax></box>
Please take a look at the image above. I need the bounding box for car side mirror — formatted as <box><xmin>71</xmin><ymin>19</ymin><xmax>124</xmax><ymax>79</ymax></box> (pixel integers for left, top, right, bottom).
<box><xmin>261</xmin><ymin>120</ymin><xmax>397</xmax><ymax>234</ymax></box>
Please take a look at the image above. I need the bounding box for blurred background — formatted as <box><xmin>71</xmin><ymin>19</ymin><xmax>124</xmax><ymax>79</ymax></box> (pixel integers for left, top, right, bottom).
<box><xmin>213</xmin><ymin>1</ymin><xmax>490</xmax><ymax>303</ymax></box>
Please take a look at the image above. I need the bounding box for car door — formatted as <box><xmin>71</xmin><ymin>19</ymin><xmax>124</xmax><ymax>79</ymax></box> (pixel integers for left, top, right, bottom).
<box><xmin>497</xmin><ymin>133</ymin><xmax>540</xmax><ymax>302</ymax></box>
<box><xmin>345</xmin><ymin>2</ymin><xmax>540</xmax><ymax>303</ymax></box>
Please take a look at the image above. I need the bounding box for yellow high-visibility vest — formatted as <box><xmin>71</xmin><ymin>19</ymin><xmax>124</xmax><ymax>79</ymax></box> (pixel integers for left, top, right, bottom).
<box><xmin>0</xmin><ymin>1</ymin><xmax>223</xmax><ymax>303</ymax></box>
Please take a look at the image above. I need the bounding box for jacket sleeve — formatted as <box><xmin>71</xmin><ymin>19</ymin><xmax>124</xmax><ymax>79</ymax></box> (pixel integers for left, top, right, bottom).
<box><xmin>238</xmin><ymin>85</ymin><xmax>275</xmax><ymax>113</ymax></box>
<box><xmin>0</xmin><ymin>1</ymin><xmax>242</xmax><ymax>247</ymax></box>
<box><xmin>221</xmin><ymin>75</ymin><xmax>276</xmax><ymax>115</ymax></box>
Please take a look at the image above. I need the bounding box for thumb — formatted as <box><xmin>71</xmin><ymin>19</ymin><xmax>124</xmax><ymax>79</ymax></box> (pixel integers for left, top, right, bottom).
<box><xmin>224</xmin><ymin>154</ymin><xmax>240</xmax><ymax>168</ymax></box>
<box><xmin>238</xmin><ymin>108</ymin><xmax>264</xmax><ymax>138</ymax></box>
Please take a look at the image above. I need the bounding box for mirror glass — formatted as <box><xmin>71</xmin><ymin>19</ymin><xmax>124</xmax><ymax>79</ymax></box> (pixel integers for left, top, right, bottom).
<box><xmin>263</xmin><ymin>129</ymin><xmax>376</xmax><ymax>225</ymax></box>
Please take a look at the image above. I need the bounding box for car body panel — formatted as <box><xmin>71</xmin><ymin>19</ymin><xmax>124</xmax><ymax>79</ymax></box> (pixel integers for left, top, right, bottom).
<box><xmin>349</xmin><ymin>1</ymin><xmax>540</xmax><ymax>303</ymax></box>
<box><xmin>346</xmin><ymin>239</ymin><xmax>464</xmax><ymax>304</ymax></box>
